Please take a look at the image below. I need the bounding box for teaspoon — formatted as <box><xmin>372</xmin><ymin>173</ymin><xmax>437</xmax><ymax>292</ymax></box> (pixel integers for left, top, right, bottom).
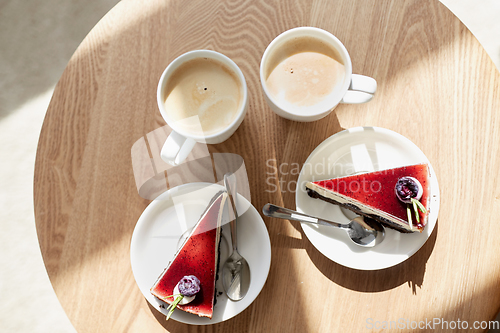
<box><xmin>221</xmin><ymin>173</ymin><xmax>251</xmax><ymax>301</ymax></box>
<box><xmin>262</xmin><ymin>204</ymin><xmax>385</xmax><ymax>247</ymax></box>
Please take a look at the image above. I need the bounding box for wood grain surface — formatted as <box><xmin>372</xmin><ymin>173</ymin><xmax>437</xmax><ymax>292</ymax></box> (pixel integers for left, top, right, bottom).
<box><xmin>34</xmin><ymin>0</ymin><xmax>500</xmax><ymax>332</ymax></box>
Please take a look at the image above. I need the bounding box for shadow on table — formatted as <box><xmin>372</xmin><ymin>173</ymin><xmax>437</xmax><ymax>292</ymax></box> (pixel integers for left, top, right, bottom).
<box><xmin>279</xmin><ymin>218</ymin><xmax>439</xmax><ymax>293</ymax></box>
<box><xmin>145</xmin><ymin>298</ymin><xmax>254</xmax><ymax>332</ymax></box>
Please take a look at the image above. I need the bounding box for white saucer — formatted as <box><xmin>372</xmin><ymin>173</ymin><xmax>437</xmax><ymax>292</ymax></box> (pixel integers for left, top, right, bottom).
<box><xmin>130</xmin><ymin>182</ymin><xmax>271</xmax><ymax>324</ymax></box>
<box><xmin>295</xmin><ymin>127</ymin><xmax>440</xmax><ymax>270</ymax></box>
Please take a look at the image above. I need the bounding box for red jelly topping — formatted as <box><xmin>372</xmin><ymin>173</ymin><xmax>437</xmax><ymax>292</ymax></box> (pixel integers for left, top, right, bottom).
<box><xmin>314</xmin><ymin>164</ymin><xmax>430</xmax><ymax>229</ymax></box>
<box><xmin>150</xmin><ymin>194</ymin><xmax>224</xmax><ymax>318</ymax></box>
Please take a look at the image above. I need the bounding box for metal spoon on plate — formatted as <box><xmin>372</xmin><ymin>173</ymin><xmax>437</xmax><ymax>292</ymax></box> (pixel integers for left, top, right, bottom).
<box><xmin>222</xmin><ymin>173</ymin><xmax>250</xmax><ymax>301</ymax></box>
<box><xmin>262</xmin><ymin>204</ymin><xmax>385</xmax><ymax>247</ymax></box>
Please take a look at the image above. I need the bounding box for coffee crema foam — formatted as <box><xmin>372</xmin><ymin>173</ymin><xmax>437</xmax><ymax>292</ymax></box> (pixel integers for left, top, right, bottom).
<box><xmin>264</xmin><ymin>36</ymin><xmax>345</xmax><ymax>113</ymax></box>
<box><xmin>164</xmin><ymin>57</ymin><xmax>242</xmax><ymax>136</ymax></box>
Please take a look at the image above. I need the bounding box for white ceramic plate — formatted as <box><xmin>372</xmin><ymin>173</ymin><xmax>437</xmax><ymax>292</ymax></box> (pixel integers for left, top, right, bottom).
<box><xmin>295</xmin><ymin>126</ymin><xmax>440</xmax><ymax>270</ymax></box>
<box><xmin>130</xmin><ymin>182</ymin><xmax>271</xmax><ymax>324</ymax></box>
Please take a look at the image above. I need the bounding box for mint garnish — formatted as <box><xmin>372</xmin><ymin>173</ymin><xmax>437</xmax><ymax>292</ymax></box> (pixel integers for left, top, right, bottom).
<box><xmin>407</xmin><ymin>198</ymin><xmax>427</xmax><ymax>230</ymax></box>
<box><xmin>413</xmin><ymin>198</ymin><xmax>427</xmax><ymax>214</ymax></box>
<box><xmin>406</xmin><ymin>205</ymin><xmax>413</xmax><ymax>231</ymax></box>
<box><xmin>162</xmin><ymin>294</ymin><xmax>184</xmax><ymax>320</ymax></box>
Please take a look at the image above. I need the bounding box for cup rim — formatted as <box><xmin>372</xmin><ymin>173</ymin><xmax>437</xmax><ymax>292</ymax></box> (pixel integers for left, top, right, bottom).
<box><xmin>157</xmin><ymin>50</ymin><xmax>248</xmax><ymax>140</ymax></box>
<box><xmin>260</xmin><ymin>27</ymin><xmax>353</xmax><ymax>119</ymax></box>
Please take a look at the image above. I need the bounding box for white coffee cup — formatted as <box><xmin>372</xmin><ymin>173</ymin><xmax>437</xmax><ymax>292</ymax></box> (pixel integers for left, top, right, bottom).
<box><xmin>260</xmin><ymin>27</ymin><xmax>377</xmax><ymax>122</ymax></box>
<box><xmin>158</xmin><ymin>50</ymin><xmax>248</xmax><ymax>165</ymax></box>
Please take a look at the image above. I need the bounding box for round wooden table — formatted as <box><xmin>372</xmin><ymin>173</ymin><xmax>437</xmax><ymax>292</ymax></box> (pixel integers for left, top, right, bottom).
<box><xmin>34</xmin><ymin>0</ymin><xmax>500</xmax><ymax>332</ymax></box>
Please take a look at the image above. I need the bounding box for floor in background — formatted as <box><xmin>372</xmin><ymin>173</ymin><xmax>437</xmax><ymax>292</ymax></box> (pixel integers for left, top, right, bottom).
<box><xmin>0</xmin><ymin>0</ymin><xmax>498</xmax><ymax>332</ymax></box>
<box><xmin>0</xmin><ymin>1</ymin><xmax>119</xmax><ymax>332</ymax></box>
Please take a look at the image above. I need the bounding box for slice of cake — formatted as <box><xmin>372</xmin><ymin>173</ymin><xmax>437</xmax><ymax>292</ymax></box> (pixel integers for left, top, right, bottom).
<box><xmin>305</xmin><ymin>163</ymin><xmax>430</xmax><ymax>233</ymax></box>
<box><xmin>150</xmin><ymin>190</ymin><xmax>227</xmax><ymax>319</ymax></box>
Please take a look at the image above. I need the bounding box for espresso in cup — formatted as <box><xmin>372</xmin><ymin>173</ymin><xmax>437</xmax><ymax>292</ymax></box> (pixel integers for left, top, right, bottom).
<box><xmin>264</xmin><ymin>36</ymin><xmax>345</xmax><ymax>112</ymax></box>
<box><xmin>163</xmin><ymin>57</ymin><xmax>244</xmax><ymax>136</ymax></box>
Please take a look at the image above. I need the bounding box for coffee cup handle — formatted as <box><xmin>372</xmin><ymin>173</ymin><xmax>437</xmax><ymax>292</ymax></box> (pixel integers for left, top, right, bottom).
<box><xmin>341</xmin><ymin>74</ymin><xmax>377</xmax><ymax>104</ymax></box>
<box><xmin>160</xmin><ymin>131</ymin><xmax>196</xmax><ymax>166</ymax></box>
